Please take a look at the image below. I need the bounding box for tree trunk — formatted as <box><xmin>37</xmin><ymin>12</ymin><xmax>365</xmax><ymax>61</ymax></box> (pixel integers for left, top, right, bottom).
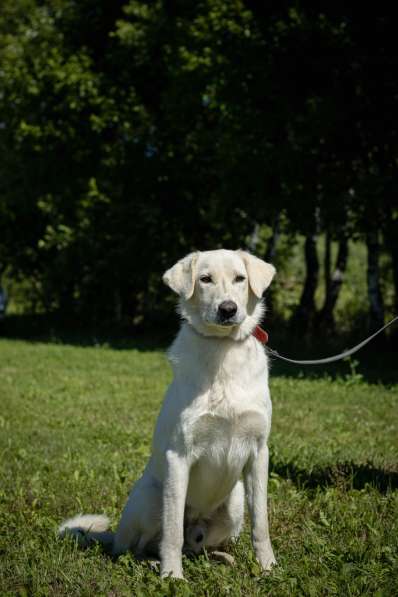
<box><xmin>292</xmin><ymin>232</ymin><xmax>319</xmax><ymax>332</ymax></box>
<box><xmin>318</xmin><ymin>234</ymin><xmax>349</xmax><ymax>329</ymax></box>
<box><xmin>324</xmin><ymin>229</ymin><xmax>332</xmax><ymax>305</ymax></box>
<box><xmin>366</xmin><ymin>229</ymin><xmax>385</xmax><ymax>332</ymax></box>
<box><xmin>114</xmin><ymin>287</ymin><xmax>122</xmax><ymax>324</ymax></box>
<box><xmin>57</xmin><ymin>281</ymin><xmax>75</xmax><ymax>318</ymax></box>
<box><xmin>248</xmin><ymin>223</ymin><xmax>260</xmax><ymax>253</ymax></box>
<box><xmin>389</xmin><ymin>243</ymin><xmax>398</xmax><ymax>348</ymax></box>
<box><xmin>383</xmin><ymin>212</ymin><xmax>398</xmax><ymax>317</ymax></box>
<box><xmin>263</xmin><ymin>212</ymin><xmax>280</xmax><ymax>317</ymax></box>
<box><xmin>265</xmin><ymin>212</ymin><xmax>281</xmax><ymax>263</ymax></box>
<box><xmin>390</xmin><ymin>241</ymin><xmax>398</xmax><ymax>316</ymax></box>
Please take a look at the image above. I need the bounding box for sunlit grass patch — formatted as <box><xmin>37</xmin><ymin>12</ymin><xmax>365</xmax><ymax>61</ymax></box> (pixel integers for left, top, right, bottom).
<box><xmin>0</xmin><ymin>338</ymin><xmax>397</xmax><ymax>595</ymax></box>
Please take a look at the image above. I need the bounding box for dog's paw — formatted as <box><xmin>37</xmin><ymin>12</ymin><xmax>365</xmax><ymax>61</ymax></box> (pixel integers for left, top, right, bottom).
<box><xmin>254</xmin><ymin>542</ymin><xmax>277</xmax><ymax>572</ymax></box>
<box><xmin>160</xmin><ymin>561</ymin><xmax>185</xmax><ymax>580</ymax></box>
<box><xmin>210</xmin><ymin>550</ymin><xmax>236</xmax><ymax>567</ymax></box>
<box><xmin>160</xmin><ymin>569</ymin><xmax>185</xmax><ymax>580</ymax></box>
<box><xmin>146</xmin><ymin>559</ymin><xmax>160</xmax><ymax>572</ymax></box>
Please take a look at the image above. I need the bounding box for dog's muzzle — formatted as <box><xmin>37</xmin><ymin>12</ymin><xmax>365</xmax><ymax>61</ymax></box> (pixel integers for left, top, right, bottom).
<box><xmin>217</xmin><ymin>300</ymin><xmax>238</xmax><ymax>325</ymax></box>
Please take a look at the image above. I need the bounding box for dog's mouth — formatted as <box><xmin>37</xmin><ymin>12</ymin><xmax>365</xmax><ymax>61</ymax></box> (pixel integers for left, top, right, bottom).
<box><xmin>209</xmin><ymin>315</ymin><xmax>239</xmax><ymax>327</ymax></box>
<box><xmin>218</xmin><ymin>319</ymin><xmax>236</xmax><ymax>327</ymax></box>
<box><xmin>201</xmin><ymin>311</ymin><xmax>245</xmax><ymax>331</ymax></box>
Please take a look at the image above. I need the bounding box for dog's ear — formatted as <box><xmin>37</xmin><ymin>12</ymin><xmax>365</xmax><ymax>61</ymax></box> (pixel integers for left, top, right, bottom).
<box><xmin>238</xmin><ymin>250</ymin><xmax>276</xmax><ymax>298</ymax></box>
<box><xmin>163</xmin><ymin>252</ymin><xmax>199</xmax><ymax>299</ymax></box>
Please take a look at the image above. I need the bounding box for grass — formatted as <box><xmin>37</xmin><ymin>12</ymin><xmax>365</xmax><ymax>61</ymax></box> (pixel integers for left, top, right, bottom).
<box><xmin>0</xmin><ymin>336</ymin><xmax>397</xmax><ymax>596</ymax></box>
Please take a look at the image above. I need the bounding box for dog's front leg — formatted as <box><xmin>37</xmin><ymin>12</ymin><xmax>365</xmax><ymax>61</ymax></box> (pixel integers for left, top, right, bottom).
<box><xmin>160</xmin><ymin>450</ymin><xmax>189</xmax><ymax>579</ymax></box>
<box><xmin>244</xmin><ymin>443</ymin><xmax>276</xmax><ymax>572</ymax></box>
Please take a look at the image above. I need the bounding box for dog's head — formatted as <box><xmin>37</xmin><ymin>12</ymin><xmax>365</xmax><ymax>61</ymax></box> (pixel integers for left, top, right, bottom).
<box><xmin>163</xmin><ymin>249</ymin><xmax>275</xmax><ymax>339</ymax></box>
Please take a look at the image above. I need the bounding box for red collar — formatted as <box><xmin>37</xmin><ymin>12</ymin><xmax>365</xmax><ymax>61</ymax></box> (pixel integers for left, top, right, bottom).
<box><xmin>252</xmin><ymin>325</ymin><xmax>269</xmax><ymax>344</ymax></box>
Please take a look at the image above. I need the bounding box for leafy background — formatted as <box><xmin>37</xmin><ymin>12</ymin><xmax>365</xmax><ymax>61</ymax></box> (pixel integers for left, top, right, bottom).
<box><xmin>0</xmin><ymin>1</ymin><xmax>397</xmax><ymax>339</ymax></box>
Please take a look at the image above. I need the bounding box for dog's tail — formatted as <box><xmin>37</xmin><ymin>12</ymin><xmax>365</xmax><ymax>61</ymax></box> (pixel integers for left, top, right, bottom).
<box><xmin>59</xmin><ymin>514</ymin><xmax>114</xmax><ymax>550</ymax></box>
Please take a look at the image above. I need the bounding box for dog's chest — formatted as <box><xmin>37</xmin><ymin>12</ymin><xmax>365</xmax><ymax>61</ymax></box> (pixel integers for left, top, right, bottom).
<box><xmin>179</xmin><ymin>336</ymin><xmax>271</xmax><ymax>451</ymax></box>
<box><xmin>184</xmin><ymin>345</ymin><xmax>270</xmax><ymax>442</ymax></box>
<box><xmin>190</xmin><ymin>407</ymin><xmax>266</xmax><ymax>451</ymax></box>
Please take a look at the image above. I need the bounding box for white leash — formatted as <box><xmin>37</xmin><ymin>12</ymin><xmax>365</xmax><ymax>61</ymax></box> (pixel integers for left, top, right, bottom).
<box><xmin>265</xmin><ymin>316</ymin><xmax>398</xmax><ymax>366</ymax></box>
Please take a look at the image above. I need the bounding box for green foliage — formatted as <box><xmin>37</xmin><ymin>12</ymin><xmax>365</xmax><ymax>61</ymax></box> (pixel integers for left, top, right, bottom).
<box><xmin>0</xmin><ymin>338</ymin><xmax>397</xmax><ymax>595</ymax></box>
<box><xmin>0</xmin><ymin>2</ymin><xmax>396</xmax><ymax>326</ymax></box>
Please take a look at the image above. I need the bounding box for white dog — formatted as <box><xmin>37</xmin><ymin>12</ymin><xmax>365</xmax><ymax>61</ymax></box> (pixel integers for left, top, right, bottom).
<box><xmin>60</xmin><ymin>249</ymin><xmax>276</xmax><ymax>579</ymax></box>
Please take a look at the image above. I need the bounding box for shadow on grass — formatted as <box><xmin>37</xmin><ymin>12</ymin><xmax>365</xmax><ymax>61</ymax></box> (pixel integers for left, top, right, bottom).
<box><xmin>0</xmin><ymin>314</ymin><xmax>173</xmax><ymax>352</ymax></box>
<box><xmin>269</xmin><ymin>355</ymin><xmax>398</xmax><ymax>386</ymax></box>
<box><xmin>265</xmin><ymin>318</ymin><xmax>398</xmax><ymax>384</ymax></box>
<box><xmin>270</xmin><ymin>458</ymin><xmax>398</xmax><ymax>493</ymax></box>
<box><xmin>1</xmin><ymin>314</ymin><xmax>397</xmax><ymax>383</ymax></box>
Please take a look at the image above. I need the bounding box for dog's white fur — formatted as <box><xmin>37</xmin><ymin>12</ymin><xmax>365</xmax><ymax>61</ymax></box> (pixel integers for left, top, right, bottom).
<box><xmin>60</xmin><ymin>249</ymin><xmax>276</xmax><ymax>579</ymax></box>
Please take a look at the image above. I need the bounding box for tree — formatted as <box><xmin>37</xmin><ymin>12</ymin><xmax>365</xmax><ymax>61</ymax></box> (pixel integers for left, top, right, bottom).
<box><xmin>0</xmin><ymin>1</ymin><xmax>396</xmax><ymax>331</ymax></box>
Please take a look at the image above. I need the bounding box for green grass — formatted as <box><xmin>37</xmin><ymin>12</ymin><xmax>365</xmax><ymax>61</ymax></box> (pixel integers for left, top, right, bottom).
<box><xmin>0</xmin><ymin>338</ymin><xmax>397</xmax><ymax>596</ymax></box>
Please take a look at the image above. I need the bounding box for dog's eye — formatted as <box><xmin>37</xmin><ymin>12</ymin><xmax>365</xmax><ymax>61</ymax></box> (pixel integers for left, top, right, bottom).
<box><xmin>234</xmin><ymin>275</ymin><xmax>246</xmax><ymax>283</ymax></box>
<box><xmin>200</xmin><ymin>275</ymin><xmax>213</xmax><ymax>284</ymax></box>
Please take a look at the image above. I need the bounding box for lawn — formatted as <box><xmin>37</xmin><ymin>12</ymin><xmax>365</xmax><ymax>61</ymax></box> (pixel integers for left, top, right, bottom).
<box><xmin>0</xmin><ymin>337</ymin><xmax>397</xmax><ymax>596</ymax></box>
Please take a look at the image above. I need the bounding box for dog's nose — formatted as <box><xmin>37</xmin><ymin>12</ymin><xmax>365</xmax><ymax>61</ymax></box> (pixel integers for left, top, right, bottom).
<box><xmin>218</xmin><ymin>300</ymin><xmax>238</xmax><ymax>320</ymax></box>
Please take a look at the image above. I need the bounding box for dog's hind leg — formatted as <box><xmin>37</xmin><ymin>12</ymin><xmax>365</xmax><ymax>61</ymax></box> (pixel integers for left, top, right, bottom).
<box><xmin>205</xmin><ymin>480</ymin><xmax>244</xmax><ymax>548</ymax></box>
<box><xmin>113</xmin><ymin>472</ymin><xmax>162</xmax><ymax>557</ymax></box>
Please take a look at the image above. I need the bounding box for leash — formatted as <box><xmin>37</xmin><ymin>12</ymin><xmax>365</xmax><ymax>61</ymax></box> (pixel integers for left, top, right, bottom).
<box><xmin>253</xmin><ymin>315</ymin><xmax>398</xmax><ymax>365</ymax></box>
